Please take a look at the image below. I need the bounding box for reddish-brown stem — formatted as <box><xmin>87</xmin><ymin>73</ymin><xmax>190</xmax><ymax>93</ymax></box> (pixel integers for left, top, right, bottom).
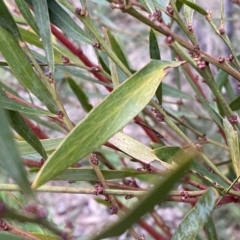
<box><xmin>23</xmin><ymin>117</ymin><xmax>48</xmax><ymax>139</ymax></box>
<box><xmin>151</xmin><ymin>212</ymin><xmax>172</xmax><ymax>238</ymax></box>
<box><xmin>167</xmin><ymin>196</ymin><xmax>198</xmax><ymax>204</ymax></box>
<box><xmin>138</xmin><ymin>220</ymin><xmax>168</xmax><ymax>240</ymax></box>
<box><xmin>184</xmin><ymin>178</ymin><xmax>208</xmax><ymax>190</ymax></box>
<box><xmin>217</xmin><ymin>195</ymin><xmax>239</xmax><ymax>207</ymax></box>
<box><xmin>50</xmin><ymin>25</ymin><xmax>112</xmax><ymax>91</ymax></box>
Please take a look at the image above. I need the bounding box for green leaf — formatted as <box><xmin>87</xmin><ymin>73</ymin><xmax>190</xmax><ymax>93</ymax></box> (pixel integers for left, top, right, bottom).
<box><xmin>91</xmin><ymin>153</ymin><xmax>193</xmax><ymax>239</ymax></box>
<box><xmin>56</xmin><ymin>65</ymin><xmax>112</xmax><ymax>87</ymax></box>
<box><xmin>53</xmin><ymin>168</ymin><xmax>149</xmax><ymax>181</ymax></box>
<box><xmin>149</xmin><ymin>29</ymin><xmax>162</xmax><ymax>104</ymax></box>
<box><xmin>0</xmin><ymin>89</ymin><xmax>55</xmax><ymax>116</ymax></box>
<box><xmin>18</xmin><ymin>138</ymin><xmax>62</xmax><ymax>155</ymax></box>
<box><xmin>15</xmin><ymin>0</ymin><xmax>39</xmax><ymax>34</ymax></box>
<box><xmin>0</xmin><ymin>107</ymin><xmax>33</xmax><ymax>197</ymax></box>
<box><xmin>162</xmin><ymin>83</ymin><xmax>194</xmax><ymax>99</ymax></box>
<box><xmin>154</xmin><ymin>146</ymin><xmax>182</xmax><ymax>163</ymax></box>
<box><xmin>0</xmin><ymin>26</ymin><xmax>58</xmax><ymax>113</ymax></box>
<box><xmin>68</xmin><ymin>78</ymin><xmax>93</xmax><ymax>112</ymax></box>
<box><xmin>0</xmin><ymin>0</ymin><xmax>22</xmax><ymax>39</ymax></box>
<box><xmin>109</xmin><ymin>132</ymin><xmax>171</xmax><ymax>168</ymax></box>
<box><xmin>182</xmin><ymin>66</ymin><xmax>223</xmax><ymax>128</ymax></box>
<box><xmin>32</xmin><ymin>60</ymin><xmax>182</xmax><ymax>188</ymax></box>
<box><xmin>178</xmin><ymin>0</ymin><xmax>207</xmax><ymax>15</ymax></box>
<box><xmin>172</xmin><ymin>188</ymin><xmax>216</xmax><ymax>240</ymax></box>
<box><xmin>0</xmin><ymin>232</ymin><xmax>25</xmax><ymax>240</ymax></box>
<box><xmin>47</xmin><ymin>0</ymin><xmax>93</xmax><ymax>44</ymax></box>
<box><xmin>192</xmin><ymin>162</ymin><xmax>228</xmax><ymax>188</ymax></box>
<box><xmin>204</xmin><ymin>217</ymin><xmax>218</xmax><ymax>240</ymax></box>
<box><xmin>29</xmin><ymin>233</ymin><xmax>61</xmax><ymax>240</ymax></box>
<box><xmin>223</xmin><ymin>118</ymin><xmax>240</xmax><ymax>178</ymax></box>
<box><xmin>229</xmin><ymin>95</ymin><xmax>240</xmax><ymax>111</ymax></box>
<box><xmin>7</xmin><ymin>110</ymin><xmax>48</xmax><ymax>159</ymax></box>
<box><xmin>183</xmin><ymin>0</ymin><xmax>195</xmax><ymax>23</ymax></box>
<box><xmin>138</xmin><ymin>0</ymin><xmax>155</xmax><ymax>13</ymax></box>
<box><xmin>32</xmin><ymin>0</ymin><xmax>54</xmax><ymax>74</ymax></box>
<box><xmin>106</xmin><ymin>30</ymin><xmax>131</xmax><ymax>71</ymax></box>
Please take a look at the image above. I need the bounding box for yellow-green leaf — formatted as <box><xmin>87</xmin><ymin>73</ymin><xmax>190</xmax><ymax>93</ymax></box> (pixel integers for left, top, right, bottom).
<box><xmin>32</xmin><ymin>60</ymin><xmax>181</xmax><ymax>188</ymax></box>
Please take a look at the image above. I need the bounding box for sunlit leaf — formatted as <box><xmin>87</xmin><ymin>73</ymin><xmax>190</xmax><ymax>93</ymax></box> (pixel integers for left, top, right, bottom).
<box><xmin>109</xmin><ymin>132</ymin><xmax>171</xmax><ymax>168</ymax></box>
<box><xmin>32</xmin><ymin>60</ymin><xmax>182</xmax><ymax>188</ymax></box>
<box><xmin>172</xmin><ymin>188</ymin><xmax>216</xmax><ymax>240</ymax></box>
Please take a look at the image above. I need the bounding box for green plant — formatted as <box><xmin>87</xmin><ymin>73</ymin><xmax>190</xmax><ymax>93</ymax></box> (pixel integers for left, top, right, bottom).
<box><xmin>0</xmin><ymin>0</ymin><xmax>240</xmax><ymax>239</ymax></box>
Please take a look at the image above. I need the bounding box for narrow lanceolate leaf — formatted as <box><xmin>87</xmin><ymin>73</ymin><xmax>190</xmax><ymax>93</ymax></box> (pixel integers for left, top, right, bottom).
<box><xmin>32</xmin><ymin>0</ymin><xmax>54</xmax><ymax>74</ymax></box>
<box><xmin>68</xmin><ymin>78</ymin><xmax>93</xmax><ymax>112</ymax></box>
<box><xmin>0</xmin><ymin>26</ymin><xmax>58</xmax><ymax>113</ymax></box>
<box><xmin>183</xmin><ymin>0</ymin><xmax>195</xmax><ymax>23</ymax></box>
<box><xmin>54</xmin><ymin>168</ymin><xmax>148</xmax><ymax>182</ymax></box>
<box><xmin>223</xmin><ymin>118</ymin><xmax>240</xmax><ymax>179</ymax></box>
<box><xmin>149</xmin><ymin>29</ymin><xmax>162</xmax><ymax>104</ymax></box>
<box><xmin>15</xmin><ymin>0</ymin><xmax>39</xmax><ymax>34</ymax></box>
<box><xmin>109</xmin><ymin>132</ymin><xmax>171</xmax><ymax>169</ymax></box>
<box><xmin>92</xmin><ymin>154</ymin><xmax>194</xmax><ymax>239</ymax></box>
<box><xmin>47</xmin><ymin>0</ymin><xmax>93</xmax><ymax>44</ymax></box>
<box><xmin>178</xmin><ymin>0</ymin><xmax>207</xmax><ymax>15</ymax></box>
<box><xmin>32</xmin><ymin>60</ymin><xmax>182</xmax><ymax>188</ymax></box>
<box><xmin>229</xmin><ymin>95</ymin><xmax>240</xmax><ymax>111</ymax></box>
<box><xmin>106</xmin><ymin>30</ymin><xmax>131</xmax><ymax>71</ymax></box>
<box><xmin>204</xmin><ymin>217</ymin><xmax>218</xmax><ymax>240</ymax></box>
<box><xmin>18</xmin><ymin>138</ymin><xmax>63</xmax><ymax>155</ymax></box>
<box><xmin>0</xmin><ymin>90</ymin><xmax>55</xmax><ymax>116</ymax></box>
<box><xmin>162</xmin><ymin>83</ymin><xmax>194</xmax><ymax>99</ymax></box>
<box><xmin>7</xmin><ymin>110</ymin><xmax>48</xmax><ymax>159</ymax></box>
<box><xmin>0</xmin><ymin>232</ymin><xmax>25</xmax><ymax>240</ymax></box>
<box><xmin>0</xmin><ymin>0</ymin><xmax>22</xmax><ymax>39</ymax></box>
<box><xmin>172</xmin><ymin>188</ymin><xmax>216</xmax><ymax>240</ymax></box>
<box><xmin>0</xmin><ymin>107</ymin><xmax>33</xmax><ymax>197</ymax></box>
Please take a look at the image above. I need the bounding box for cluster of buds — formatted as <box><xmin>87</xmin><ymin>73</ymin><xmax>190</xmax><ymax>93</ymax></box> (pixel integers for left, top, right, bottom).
<box><xmin>197</xmin><ymin>59</ymin><xmax>206</xmax><ymax>70</ymax></box>
<box><xmin>24</xmin><ymin>204</ymin><xmax>47</xmax><ymax>219</ymax></box>
<box><xmin>227</xmin><ymin>54</ymin><xmax>234</xmax><ymax>62</ymax></box>
<box><xmin>189</xmin><ymin>45</ymin><xmax>201</xmax><ymax>59</ymax></box>
<box><xmin>90</xmin><ymin>153</ymin><xmax>98</xmax><ymax>165</ymax></box>
<box><xmin>228</xmin><ymin>115</ymin><xmax>238</xmax><ymax>124</ymax></box>
<box><xmin>151</xmin><ymin>107</ymin><xmax>165</xmax><ymax>122</ymax></box>
<box><xmin>149</xmin><ymin>10</ymin><xmax>163</xmax><ymax>22</ymax></box>
<box><xmin>166</xmin><ymin>3</ymin><xmax>174</xmax><ymax>16</ymax></box>
<box><xmin>93</xmin><ymin>182</ymin><xmax>103</xmax><ymax>195</ymax></box>
<box><xmin>165</xmin><ymin>35</ymin><xmax>174</xmax><ymax>44</ymax></box>
<box><xmin>218</xmin><ymin>57</ymin><xmax>225</xmax><ymax>63</ymax></box>
<box><xmin>187</xmin><ymin>23</ymin><xmax>194</xmax><ymax>32</ymax></box>
<box><xmin>109</xmin><ymin>205</ymin><xmax>118</xmax><ymax>215</ymax></box>
<box><xmin>124</xmin><ymin>179</ymin><xmax>139</xmax><ymax>188</ymax></box>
